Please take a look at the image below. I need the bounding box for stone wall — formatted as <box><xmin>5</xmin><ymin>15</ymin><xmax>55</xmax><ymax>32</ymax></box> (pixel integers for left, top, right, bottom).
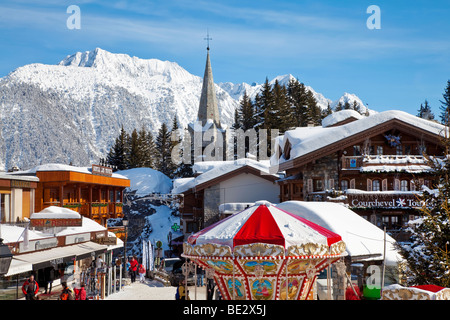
<box><xmin>204</xmin><ymin>184</ymin><xmax>221</xmax><ymax>227</ymax></box>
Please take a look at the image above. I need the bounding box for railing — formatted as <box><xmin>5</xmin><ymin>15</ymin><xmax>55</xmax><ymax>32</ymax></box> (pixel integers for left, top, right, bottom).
<box><xmin>341</xmin><ymin>154</ymin><xmax>441</xmax><ymax>170</ymax></box>
<box><xmin>42</xmin><ymin>202</ymin><xmax>123</xmax><ymax>219</ymax></box>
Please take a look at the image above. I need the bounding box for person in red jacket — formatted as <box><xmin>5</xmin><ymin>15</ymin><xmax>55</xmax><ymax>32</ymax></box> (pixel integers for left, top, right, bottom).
<box><xmin>129</xmin><ymin>256</ymin><xmax>138</xmax><ymax>283</ymax></box>
<box><xmin>75</xmin><ymin>283</ymin><xmax>87</xmax><ymax>300</ymax></box>
<box><xmin>22</xmin><ymin>275</ymin><xmax>39</xmax><ymax>300</ymax></box>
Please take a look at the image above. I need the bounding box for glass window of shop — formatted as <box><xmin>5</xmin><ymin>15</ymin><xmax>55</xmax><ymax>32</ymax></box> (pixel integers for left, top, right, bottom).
<box><xmin>0</xmin><ymin>193</ymin><xmax>11</xmax><ymax>223</ymax></box>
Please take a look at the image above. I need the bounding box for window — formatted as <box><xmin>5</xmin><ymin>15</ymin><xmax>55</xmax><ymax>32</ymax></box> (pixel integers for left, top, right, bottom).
<box><xmin>353</xmin><ymin>145</ymin><xmax>361</xmax><ymax>156</ymax></box>
<box><xmin>404</xmin><ymin>145</ymin><xmax>411</xmax><ymax>155</ymax></box>
<box><xmin>400</xmin><ymin>180</ymin><xmax>408</xmax><ymax>191</ymax></box>
<box><xmin>372</xmin><ymin>179</ymin><xmax>381</xmax><ymax>191</ymax></box>
<box><xmin>396</xmin><ymin>145</ymin><xmax>403</xmax><ymax>155</ymax></box>
<box><xmin>314</xmin><ymin>179</ymin><xmax>323</xmax><ymax>192</ymax></box>
<box><xmin>377</xmin><ymin>146</ymin><xmax>383</xmax><ymax>155</ymax></box>
<box><xmin>341</xmin><ymin>180</ymin><xmax>349</xmax><ymax>191</ymax></box>
<box><xmin>0</xmin><ymin>193</ymin><xmax>11</xmax><ymax>223</ymax></box>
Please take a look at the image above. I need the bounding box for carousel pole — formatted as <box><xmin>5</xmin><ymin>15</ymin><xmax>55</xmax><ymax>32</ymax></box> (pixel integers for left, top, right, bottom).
<box><xmin>232</xmin><ymin>256</ymin><xmax>235</xmax><ymax>300</ymax></box>
<box><xmin>285</xmin><ymin>259</ymin><xmax>289</xmax><ymax>300</ymax></box>
<box><xmin>194</xmin><ymin>263</ymin><xmax>197</xmax><ymax>300</ymax></box>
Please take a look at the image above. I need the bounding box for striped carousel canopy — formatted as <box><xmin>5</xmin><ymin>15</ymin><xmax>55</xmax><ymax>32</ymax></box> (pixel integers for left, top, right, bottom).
<box><xmin>187</xmin><ymin>201</ymin><xmax>342</xmax><ymax>251</ymax></box>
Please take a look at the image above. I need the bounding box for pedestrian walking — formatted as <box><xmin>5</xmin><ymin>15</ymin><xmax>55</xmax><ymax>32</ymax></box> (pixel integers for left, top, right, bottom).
<box><xmin>129</xmin><ymin>256</ymin><xmax>138</xmax><ymax>283</ymax></box>
<box><xmin>196</xmin><ymin>266</ymin><xmax>204</xmax><ymax>287</ymax></box>
<box><xmin>59</xmin><ymin>282</ymin><xmax>75</xmax><ymax>300</ymax></box>
<box><xmin>138</xmin><ymin>263</ymin><xmax>146</xmax><ymax>283</ymax></box>
<box><xmin>44</xmin><ymin>266</ymin><xmax>55</xmax><ymax>294</ymax></box>
<box><xmin>22</xmin><ymin>275</ymin><xmax>39</xmax><ymax>300</ymax></box>
<box><xmin>206</xmin><ymin>278</ymin><xmax>215</xmax><ymax>300</ymax></box>
<box><xmin>74</xmin><ymin>283</ymin><xmax>87</xmax><ymax>300</ymax></box>
<box><xmin>176</xmin><ymin>279</ymin><xmax>189</xmax><ymax>300</ymax></box>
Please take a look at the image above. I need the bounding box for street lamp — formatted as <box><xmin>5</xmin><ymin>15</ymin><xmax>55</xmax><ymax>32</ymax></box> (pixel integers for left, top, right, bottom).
<box><xmin>122</xmin><ymin>215</ymin><xmax>128</xmax><ymax>278</ymax></box>
<box><xmin>0</xmin><ymin>238</ymin><xmax>13</xmax><ymax>276</ymax></box>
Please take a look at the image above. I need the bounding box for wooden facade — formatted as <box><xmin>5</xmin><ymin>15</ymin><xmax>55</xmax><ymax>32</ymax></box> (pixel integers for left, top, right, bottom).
<box><xmin>34</xmin><ymin>167</ymin><xmax>130</xmax><ymax>226</ymax></box>
<box><xmin>277</xmin><ymin>111</ymin><xmax>446</xmax><ymax>235</ymax></box>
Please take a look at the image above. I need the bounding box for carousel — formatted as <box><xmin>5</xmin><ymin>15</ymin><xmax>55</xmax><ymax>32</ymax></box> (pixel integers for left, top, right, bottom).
<box><xmin>182</xmin><ymin>201</ymin><xmax>347</xmax><ymax>300</ymax></box>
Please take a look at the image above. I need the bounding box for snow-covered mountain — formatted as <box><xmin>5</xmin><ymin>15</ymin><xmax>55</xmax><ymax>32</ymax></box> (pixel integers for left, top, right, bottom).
<box><xmin>0</xmin><ymin>48</ymin><xmax>238</xmax><ymax>170</ymax></box>
<box><xmin>0</xmin><ymin>48</ymin><xmax>369</xmax><ymax>171</ymax></box>
<box><xmin>218</xmin><ymin>74</ymin><xmax>368</xmax><ymax>113</ymax></box>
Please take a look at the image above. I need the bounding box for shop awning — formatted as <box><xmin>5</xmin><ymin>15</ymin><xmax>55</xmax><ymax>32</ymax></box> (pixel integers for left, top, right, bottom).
<box><xmin>4</xmin><ymin>241</ymin><xmax>117</xmax><ymax>276</ymax></box>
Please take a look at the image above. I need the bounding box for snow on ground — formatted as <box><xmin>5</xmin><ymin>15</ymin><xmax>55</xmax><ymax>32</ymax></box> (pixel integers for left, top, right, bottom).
<box><xmin>105</xmin><ymin>280</ymin><xmax>206</xmax><ymax>300</ymax></box>
<box><xmin>117</xmin><ymin>167</ymin><xmax>173</xmax><ymax>195</ymax></box>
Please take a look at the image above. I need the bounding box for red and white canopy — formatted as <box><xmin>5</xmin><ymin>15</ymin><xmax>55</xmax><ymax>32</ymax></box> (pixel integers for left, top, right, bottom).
<box><xmin>187</xmin><ymin>201</ymin><xmax>342</xmax><ymax>251</ymax></box>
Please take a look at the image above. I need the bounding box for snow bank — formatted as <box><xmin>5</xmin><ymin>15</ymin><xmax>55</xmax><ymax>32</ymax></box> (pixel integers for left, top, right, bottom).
<box><xmin>116</xmin><ymin>167</ymin><xmax>172</xmax><ymax>195</ymax></box>
<box><xmin>275</xmin><ymin>201</ymin><xmax>402</xmax><ymax>266</ymax></box>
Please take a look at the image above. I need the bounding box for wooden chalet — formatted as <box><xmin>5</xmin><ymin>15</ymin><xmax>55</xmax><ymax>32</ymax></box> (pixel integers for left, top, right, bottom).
<box><xmin>275</xmin><ymin>110</ymin><xmax>447</xmax><ymax>233</ymax></box>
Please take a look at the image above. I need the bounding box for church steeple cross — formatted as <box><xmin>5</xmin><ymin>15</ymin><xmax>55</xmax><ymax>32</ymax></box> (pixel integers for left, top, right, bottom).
<box><xmin>204</xmin><ymin>30</ymin><xmax>212</xmax><ymax>51</ymax></box>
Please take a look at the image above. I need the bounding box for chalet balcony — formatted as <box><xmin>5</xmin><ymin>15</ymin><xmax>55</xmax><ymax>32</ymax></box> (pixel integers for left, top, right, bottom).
<box><xmin>42</xmin><ymin>201</ymin><xmax>123</xmax><ymax>220</ymax></box>
<box><xmin>342</xmin><ymin>155</ymin><xmax>441</xmax><ymax>173</ymax></box>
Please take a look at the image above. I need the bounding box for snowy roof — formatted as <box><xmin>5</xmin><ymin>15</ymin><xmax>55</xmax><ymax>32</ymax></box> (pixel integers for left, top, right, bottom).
<box><xmin>31</xmin><ymin>206</ymin><xmax>81</xmax><ymax>219</ymax></box>
<box><xmin>275</xmin><ymin>201</ymin><xmax>402</xmax><ymax>266</ymax></box>
<box><xmin>11</xmin><ymin>163</ymin><xmax>128</xmax><ymax>180</ymax></box>
<box><xmin>172</xmin><ymin>159</ymin><xmax>279</xmax><ymax>194</ymax></box>
<box><xmin>0</xmin><ymin>172</ymin><xmax>39</xmax><ymax>182</ymax></box>
<box><xmin>274</xmin><ymin>110</ymin><xmax>447</xmax><ymax>166</ymax></box>
<box><xmin>1</xmin><ymin>215</ymin><xmax>106</xmax><ymax>244</ymax></box>
<box><xmin>321</xmin><ymin>109</ymin><xmax>363</xmax><ymax>127</ymax></box>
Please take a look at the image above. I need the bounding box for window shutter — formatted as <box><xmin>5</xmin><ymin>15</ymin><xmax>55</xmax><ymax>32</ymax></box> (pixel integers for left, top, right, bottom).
<box><xmin>307</xmin><ymin>179</ymin><xmax>313</xmax><ymax>193</ymax></box>
<box><xmin>382</xmin><ymin>179</ymin><xmax>388</xmax><ymax>191</ymax></box>
<box><xmin>394</xmin><ymin>179</ymin><xmax>400</xmax><ymax>191</ymax></box>
<box><xmin>350</xmin><ymin>179</ymin><xmax>355</xmax><ymax>189</ymax></box>
<box><xmin>367</xmin><ymin>179</ymin><xmax>372</xmax><ymax>191</ymax></box>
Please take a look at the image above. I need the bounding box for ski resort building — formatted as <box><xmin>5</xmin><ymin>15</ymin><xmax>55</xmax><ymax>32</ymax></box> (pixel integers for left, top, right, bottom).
<box><xmin>11</xmin><ymin>164</ymin><xmax>130</xmax><ymax>227</ymax></box>
<box><xmin>274</xmin><ymin>110</ymin><xmax>447</xmax><ymax>237</ymax></box>
<box><xmin>173</xmin><ymin>159</ymin><xmax>280</xmax><ymax>234</ymax></box>
<box><xmin>0</xmin><ymin>172</ymin><xmax>39</xmax><ymax>223</ymax></box>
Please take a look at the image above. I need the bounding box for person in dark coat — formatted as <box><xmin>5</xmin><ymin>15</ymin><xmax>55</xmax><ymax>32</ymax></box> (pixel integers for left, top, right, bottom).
<box><xmin>206</xmin><ymin>278</ymin><xmax>215</xmax><ymax>300</ymax></box>
<box><xmin>22</xmin><ymin>275</ymin><xmax>39</xmax><ymax>300</ymax></box>
<box><xmin>44</xmin><ymin>267</ymin><xmax>55</xmax><ymax>294</ymax></box>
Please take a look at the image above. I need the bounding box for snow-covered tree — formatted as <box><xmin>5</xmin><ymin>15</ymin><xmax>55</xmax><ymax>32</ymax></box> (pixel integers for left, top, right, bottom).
<box><xmin>397</xmin><ymin>135</ymin><xmax>450</xmax><ymax>287</ymax></box>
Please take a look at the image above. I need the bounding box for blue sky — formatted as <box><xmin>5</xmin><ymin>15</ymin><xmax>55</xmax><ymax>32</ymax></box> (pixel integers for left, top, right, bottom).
<box><xmin>0</xmin><ymin>0</ymin><xmax>449</xmax><ymax>115</ymax></box>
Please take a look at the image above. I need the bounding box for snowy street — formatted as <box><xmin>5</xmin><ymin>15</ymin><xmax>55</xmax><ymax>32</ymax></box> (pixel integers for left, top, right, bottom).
<box><xmin>105</xmin><ymin>280</ymin><xmax>207</xmax><ymax>300</ymax></box>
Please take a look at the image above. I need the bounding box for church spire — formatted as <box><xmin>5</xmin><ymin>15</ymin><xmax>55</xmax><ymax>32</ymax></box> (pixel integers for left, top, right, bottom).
<box><xmin>197</xmin><ymin>32</ymin><xmax>221</xmax><ymax>128</ymax></box>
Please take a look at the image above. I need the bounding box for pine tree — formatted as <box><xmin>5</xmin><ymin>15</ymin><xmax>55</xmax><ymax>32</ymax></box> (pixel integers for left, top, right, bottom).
<box><xmin>106</xmin><ymin>126</ymin><xmax>129</xmax><ymax>170</ymax></box>
<box><xmin>254</xmin><ymin>78</ymin><xmax>274</xmax><ymax>131</ymax></box>
<box><xmin>156</xmin><ymin>122</ymin><xmax>178</xmax><ymax>177</ymax></box>
<box><xmin>439</xmin><ymin>80</ymin><xmax>450</xmax><ymax>124</ymax></box>
<box><xmin>287</xmin><ymin>78</ymin><xmax>308</xmax><ymax>127</ymax></box>
<box><xmin>138</xmin><ymin>125</ymin><xmax>156</xmax><ymax>168</ymax></box>
<box><xmin>418</xmin><ymin>100</ymin><xmax>434</xmax><ymax>120</ymax></box>
<box><xmin>239</xmin><ymin>91</ymin><xmax>256</xmax><ymax>131</ymax></box>
<box><xmin>272</xmin><ymin>80</ymin><xmax>291</xmax><ymax>133</ymax></box>
<box><xmin>128</xmin><ymin>128</ymin><xmax>142</xmax><ymax>168</ymax></box>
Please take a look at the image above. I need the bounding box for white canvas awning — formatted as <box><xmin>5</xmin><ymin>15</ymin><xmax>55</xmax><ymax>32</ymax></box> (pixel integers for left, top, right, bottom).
<box><xmin>4</xmin><ymin>241</ymin><xmax>120</xmax><ymax>276</ymax></box>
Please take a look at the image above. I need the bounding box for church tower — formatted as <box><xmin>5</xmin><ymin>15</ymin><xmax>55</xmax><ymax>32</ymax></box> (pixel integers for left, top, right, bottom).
<box><xmin>186</xmin><ymin>33</ymin><xmax>227</xmax><ymax>163</ymax></box>
<box><xmin>197</xmin><ymin>37</ymin><xmax>221</xmax><ymax>128</ymax></box>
